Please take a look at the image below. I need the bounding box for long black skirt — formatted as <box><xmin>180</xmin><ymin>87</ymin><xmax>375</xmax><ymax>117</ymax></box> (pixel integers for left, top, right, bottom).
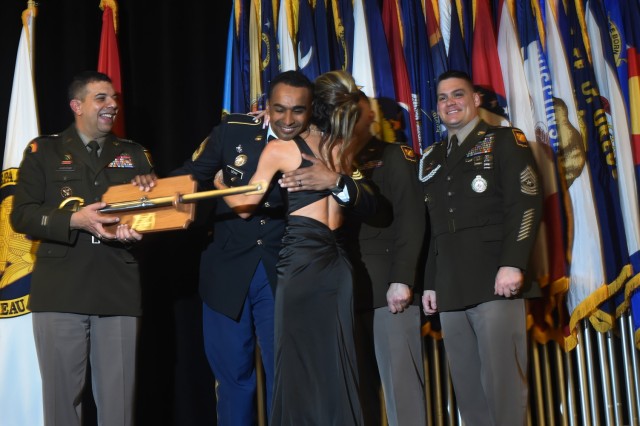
<box><xmin>270</xmin><ymin>215</ymin><xmax>363</xmax><ymax>425</ymax></box>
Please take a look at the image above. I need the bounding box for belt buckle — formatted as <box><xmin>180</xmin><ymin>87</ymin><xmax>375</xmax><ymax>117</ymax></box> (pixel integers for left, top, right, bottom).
<box><xmin>91</xmin><ymin>235</ymin><xmax>101</xmax><ymax>245</ymax></box>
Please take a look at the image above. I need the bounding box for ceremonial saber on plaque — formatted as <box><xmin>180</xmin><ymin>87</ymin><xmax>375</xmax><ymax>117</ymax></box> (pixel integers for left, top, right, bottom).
<box><xmin>59</xmin><ymin>175</ymin><xmax>268</xmax><ymax>233</ymax></box>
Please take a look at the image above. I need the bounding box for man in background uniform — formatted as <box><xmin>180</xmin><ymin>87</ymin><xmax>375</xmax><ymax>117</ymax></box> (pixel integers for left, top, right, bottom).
<box><xmin>348</xmin><ymin>94</ymin><xmax>427</xmax><ymax>426</ymax></box>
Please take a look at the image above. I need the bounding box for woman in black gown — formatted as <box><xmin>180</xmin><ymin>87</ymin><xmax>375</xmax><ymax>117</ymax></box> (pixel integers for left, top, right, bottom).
<box><xmin>215</xmin><ymin>70</ymin><xmax>365</xmax><ymax>425</ymax></box>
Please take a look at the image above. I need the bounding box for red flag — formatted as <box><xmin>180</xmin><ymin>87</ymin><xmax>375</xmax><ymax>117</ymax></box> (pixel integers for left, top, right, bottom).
<box><xmin>98</xmin><ymin>0</ymin><xmax>125</xmax><ymax>137</ymax></box>
<box><xmin>471</xmin><ymin>0</ymin><xmax>509</xmax><ymax>124</ymax></box>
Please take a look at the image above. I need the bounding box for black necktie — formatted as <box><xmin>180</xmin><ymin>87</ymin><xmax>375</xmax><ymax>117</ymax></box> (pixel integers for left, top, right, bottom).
<box><xmin>267</xmin><ymin>135</ymin><xmax>276</xmax><ymax>142</ymax></box>
<box><xmin>88</xmin><ymin>140</ymin><xmax>100</xmax><ymax>167</ymax></box>
<box><xmin>447</xmin><ymin>135</ymin><xmax>459</xmax><ymax>157</ymax></box>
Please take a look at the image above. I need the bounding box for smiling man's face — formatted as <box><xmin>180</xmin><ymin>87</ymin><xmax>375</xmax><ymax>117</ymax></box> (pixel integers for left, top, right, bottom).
<box><xmin>436</xmin><ymin>77</ymin><xmax>481</xmax><ymax>130</ymax></box>
<box><xmin>71</xmin><ymin>80</ymin><xmax>118</xmax><ymax>139</ymax></box>
<box><xmin>267</xmin><ymin>83</ymin><xmax>312</xmax><ymax>141</ymax></box>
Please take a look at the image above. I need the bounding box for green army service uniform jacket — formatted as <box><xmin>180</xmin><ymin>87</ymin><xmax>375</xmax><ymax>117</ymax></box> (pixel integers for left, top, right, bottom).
<box><xmin>348</xmin><ymin>138</ymin><xmax>426</xmax><ymax>310</ymax></box>
<box><xmin>11</xmin><ymin>125</ymin><xmax>154</xmax><ymax>316</ymax></box>
<box><xmin>420</xmin><ymin>120</ymin><xmax>543</xmax><ymax>312</ymax></box>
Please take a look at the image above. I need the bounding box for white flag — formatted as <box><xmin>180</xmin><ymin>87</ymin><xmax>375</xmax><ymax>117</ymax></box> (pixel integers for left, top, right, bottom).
<box><xmin>0</xmin><ymin>6</ymin><xmax>44</xmax><ymax>426</ymax></box>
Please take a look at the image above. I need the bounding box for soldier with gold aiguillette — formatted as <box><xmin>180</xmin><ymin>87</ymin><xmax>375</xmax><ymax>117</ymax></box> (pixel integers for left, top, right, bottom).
<box><xmin>421</xmin><ymin>70</ymin><xmax>542</xmax><ymax>426</ymax></box>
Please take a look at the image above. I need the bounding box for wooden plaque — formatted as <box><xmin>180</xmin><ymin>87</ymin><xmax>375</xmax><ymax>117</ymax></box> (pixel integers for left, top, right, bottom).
<box><xmin>102</xmin><ymin>175</ymin><xmax>197</xmax><ymax>233</ymax></box>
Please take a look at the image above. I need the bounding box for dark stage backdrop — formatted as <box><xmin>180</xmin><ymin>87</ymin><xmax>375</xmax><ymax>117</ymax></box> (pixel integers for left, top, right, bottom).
<box><xmin>1</xmin><ymin>1</ymin><xmax>234</xmax><ymax>424</ymax></box>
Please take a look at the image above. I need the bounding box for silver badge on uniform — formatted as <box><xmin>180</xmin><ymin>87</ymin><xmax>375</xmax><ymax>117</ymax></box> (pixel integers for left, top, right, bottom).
<box><xmin>234</xmin><ymin>154</ymin><xmax>248</xmax><ymax>167</ymax></box>
<box><xmin>471</xmin><ymin>175</ymin><xmax>488</xmax><ymax>193</ymax></box>
<box><xmin>60</xmin><ymin>186</ymin><xmax>73</xmax><ymax>198</ymax></box>
<box><xmin>236</xmin><ymin>144</ymin><xmax>243</xmax><ymax>153</ymax></box>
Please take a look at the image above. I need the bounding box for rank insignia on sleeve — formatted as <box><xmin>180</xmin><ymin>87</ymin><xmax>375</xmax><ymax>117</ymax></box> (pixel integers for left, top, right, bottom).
<box><xmin>28</xmin><ymin>142</ymin><xmax>38</xmax><ymax>153</ymax></box>
<box><xmin>192</xmin><ymin>136</ymin><xmax>209</xmax><ymax>161</ymax></box>
<box><xmin>351</xmin><ymin>169</ymin><xmax>364</xmax><ymax>180</ymax></box>
<box><xmin>400</xmin><ymin>145</ymin><xmax>417</xmax><ymax>162</ymax></box>
<box><xmin>520</xmin><ymin>165</ymin><xmax>539</xmax><ymax>195</ymax></box>
<box><xmin>513</xmin><ymin>129</ymin><xmax>528</xmax><ymax>147</ymax></box>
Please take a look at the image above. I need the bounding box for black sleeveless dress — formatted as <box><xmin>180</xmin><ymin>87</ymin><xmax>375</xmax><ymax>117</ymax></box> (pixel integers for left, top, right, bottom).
<box><xmin>270</xmin><ymin>137</ymin><xmax>363</xmax><ymax>425</ymax></box>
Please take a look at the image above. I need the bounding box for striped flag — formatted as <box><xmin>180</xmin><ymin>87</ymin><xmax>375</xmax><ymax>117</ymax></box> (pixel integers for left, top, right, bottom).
<box><xmin>0</xmin><ymin>4</ymin><xmax>44</xmax><ymax>425</ymax></box>
<box><xmin>98</xmin><ymin>0</ymin><xmax>125</xmax><ymax>137</ymax></box>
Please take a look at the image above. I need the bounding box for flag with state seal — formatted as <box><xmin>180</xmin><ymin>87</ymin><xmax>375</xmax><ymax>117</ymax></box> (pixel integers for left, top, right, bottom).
<box><xmin>0</xmin><ymin>4</ymin><xmax>44</xmax><ymax>425</ymax></box>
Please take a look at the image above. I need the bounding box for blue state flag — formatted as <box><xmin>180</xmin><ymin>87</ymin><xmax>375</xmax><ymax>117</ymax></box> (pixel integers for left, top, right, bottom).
<box><xmin>297</xmin><ymin>0</ymin><xmax>321</xmax><ymax>81</ymax></box>
<box><xmin>399</xmin><ymin>0</ymin><xmax>438</xmax><ymax>149</ymax></box>
<box><xmin>447</xmin><ymin>0</ymin><xmax>470</xmax><ymax>75</ymax></box>
<box><xmin>260</xmin><ymin>0</ymin><xmax>280</xmax><ymax>107</ymax></box>
<box><xmin>313</xmin><ymin>0</ymin><xmax>333</xmax><ymax>73</ymax></box>
<box><xmin>586</xmin><ymin>0</ymin><xmax>640</xmax><ymax>326</ymax></box>
<box><xmin>329</xmin><ymin>0</ymin><xmax>354</xmax><ymax>72</ymax></box>
<box><xmin>602</xmin><ymin>0</ymin><xmax>629</xmax><ymax>109</ymax></box>
<box><xmin>364</xmin><ymin>0</ymin><xmax>395</xmax><ymax>101</ymax></box>
<box><xmin>222</xmin><ymin>0</ymin><xmax>250</xmax><ymax>113</ymax></box>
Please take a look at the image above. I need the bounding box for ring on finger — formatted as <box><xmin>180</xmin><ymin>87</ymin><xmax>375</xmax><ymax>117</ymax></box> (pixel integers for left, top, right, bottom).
<box><xmin>297</xmin><ymin>179</ymin><xmax>303</xmax><ymax>187</ymax></box>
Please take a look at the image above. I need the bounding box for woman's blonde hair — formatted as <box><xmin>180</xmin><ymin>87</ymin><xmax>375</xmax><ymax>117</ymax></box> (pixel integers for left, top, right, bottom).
<box><xmin>312</xmin><ymin>70</ymin><xmax>362</xmax><ymax>173</ymax></box>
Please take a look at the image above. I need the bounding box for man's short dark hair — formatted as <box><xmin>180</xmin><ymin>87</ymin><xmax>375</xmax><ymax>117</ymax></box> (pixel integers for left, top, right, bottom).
<box><xmin>68</xmin><ymin>71</ymin><xmax>112</xmax><ymax>101</ymax></box>
<box><xmin>268</xmin><ymin>71</ymin><xmax>313</xmax><ymax>99</ymax></box>
<box><xmin>437</xmin><ymin>70</ymin><xmax>474</xmax><ymax>88</ymax></box>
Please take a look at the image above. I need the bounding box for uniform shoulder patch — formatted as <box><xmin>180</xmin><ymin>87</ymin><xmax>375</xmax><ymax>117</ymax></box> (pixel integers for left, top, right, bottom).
<box><xmin>512</xmin><ymin>128</ymin><xmax>528</xmax><ymax>147</ymax></box>
<box><xmin>400</xmin><ymin>144</ymin><xmax>417</xmax><ymax>162</ymax></box>
<box><xmin>192</xmin><ymin>136</ymin><xmax>209</xmax><ymax>161</ymax></box>
<box><xmin>26</xmin><ymin>134</ymin><xmax>58</xmax><ymax>153</ymax></box>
